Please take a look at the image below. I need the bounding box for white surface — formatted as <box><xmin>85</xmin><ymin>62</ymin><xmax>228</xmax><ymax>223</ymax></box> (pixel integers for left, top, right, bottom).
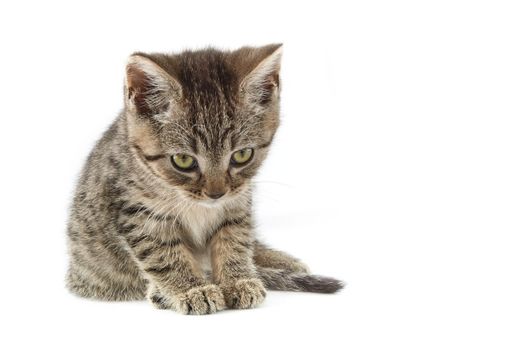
<box><xmin>1</xmin><ymin>1</ymin><xmax>524</xmax><ymax>349</ymax></box>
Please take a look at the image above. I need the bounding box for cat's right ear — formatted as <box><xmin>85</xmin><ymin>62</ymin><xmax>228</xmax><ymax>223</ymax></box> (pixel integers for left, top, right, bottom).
<box><xmin>125</xmin><ymin>54</ymin><xmax>182</xmax><ymax>119</ymax></box>
<box><xmin>239</xmin><ymin>44</ymin><xmax>282</xmax><ymax>108</ymax></box>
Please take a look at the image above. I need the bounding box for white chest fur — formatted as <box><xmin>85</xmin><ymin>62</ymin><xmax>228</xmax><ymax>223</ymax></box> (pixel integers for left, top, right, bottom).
<box><xmin>179</xmin><ymin>203</ymin><xmax>225</xmax><ymax>248</ymax></box>
<box><xmin>179</xmin><ymin>204</ymin><xmax>225</xmax><ymax>276</ymax></box>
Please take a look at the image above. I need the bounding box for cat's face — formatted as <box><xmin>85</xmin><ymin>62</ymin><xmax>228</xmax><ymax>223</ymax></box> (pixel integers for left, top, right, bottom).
<box><xmin>124</xmin><ymin>45</ymin><xmax>282</xmax><ymax>206</ymax></box>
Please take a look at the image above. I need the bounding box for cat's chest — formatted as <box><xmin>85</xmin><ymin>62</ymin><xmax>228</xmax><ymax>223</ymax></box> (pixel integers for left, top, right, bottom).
<box><xmin>179</xmin><ymin>205</ymin><xmax>225</xmax><ymax>247</ymax></box>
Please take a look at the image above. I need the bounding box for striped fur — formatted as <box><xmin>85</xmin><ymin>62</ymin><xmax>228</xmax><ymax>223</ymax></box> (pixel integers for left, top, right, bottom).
<box><xmin>66</xmin><ymin>45</ymin><xmax>343</xmax><ymax>315</ymax></box>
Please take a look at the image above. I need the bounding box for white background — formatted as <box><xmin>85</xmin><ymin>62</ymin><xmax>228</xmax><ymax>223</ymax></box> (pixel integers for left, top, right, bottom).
<box><xmin>1</xmin><ymin>1</ymin><xmax>524</xmax><ymax>349</ymax></box>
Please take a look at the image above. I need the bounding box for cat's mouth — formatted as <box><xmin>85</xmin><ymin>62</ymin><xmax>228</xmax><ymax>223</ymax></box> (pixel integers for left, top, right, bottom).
<box><xmin>183</xmin><ymin>191</ymin><xmax>230</xmax><ymax>208</ymax></box>
<box><xmin>182</xmin><ymin>184</ymin><xmax>249</xmax><ymax>208</ymax></box>
<box><xmin>197</xmin><ymin>197</ymin><xmax>226</xmax><ymax>208</ymax></box>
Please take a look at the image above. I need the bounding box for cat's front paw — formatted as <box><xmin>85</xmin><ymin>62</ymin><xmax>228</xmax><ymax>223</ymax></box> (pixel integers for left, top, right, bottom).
<box><xmin>175</xmin><ymin>284</ymin><xmax>226</xmax><ymax>315</ymax></box>
<box><xmin>222</xmin><ymin>278</ymin><xmax>266</xmax><ymax>309</ymax></box>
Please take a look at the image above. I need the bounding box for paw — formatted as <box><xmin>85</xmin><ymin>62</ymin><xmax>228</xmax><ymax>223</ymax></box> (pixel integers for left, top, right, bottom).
<box><xmin>148</xmin><ymin>291</ymin><xmax>172</xmax><ymax>310</ymax></box>
<box><xmin>288</xmin><ymin>261</ymin><xmax>310</xmax><ymax>274</ymax></box>
<box><xmin>174</xmin><ymin>284</ymin><xmax>226</xmax><ymax>315</ymax></box>
<box><xmin>222</xmin><ymin>278</ymin><xmax>266</xmax><ymax>309</ymax></box>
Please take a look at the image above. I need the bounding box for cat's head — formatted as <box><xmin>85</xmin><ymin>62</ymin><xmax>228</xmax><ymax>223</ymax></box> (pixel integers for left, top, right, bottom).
<box><xmin>124</xmin><ymin>44</ymin><xmax>282</xmax><ymax>206</ymax></box>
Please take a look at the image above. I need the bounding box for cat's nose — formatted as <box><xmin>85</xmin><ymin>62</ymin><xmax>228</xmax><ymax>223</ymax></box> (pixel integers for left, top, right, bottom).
<box><xmin>204</xmin><ymin>191</ymin><xmax>225</xmax><ymax>199</ymax></box>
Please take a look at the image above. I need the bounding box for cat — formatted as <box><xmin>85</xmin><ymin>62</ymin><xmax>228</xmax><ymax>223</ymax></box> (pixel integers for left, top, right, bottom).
<box><xmin>66</xmin><ymin>44</ymin><xmax>343</xmax><ymax>315</ymax></box>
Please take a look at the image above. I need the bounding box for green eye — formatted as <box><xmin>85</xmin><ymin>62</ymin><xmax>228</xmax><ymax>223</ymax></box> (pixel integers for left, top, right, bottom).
<box><xmin>171</xmin><ymin>154</ymin><xmax>196</xmax><ymax>171</ymax></box>
<box><xmin>231</xmin><ymin>148</ymin><xmax>254</xmax><ymax>165</ymax></box>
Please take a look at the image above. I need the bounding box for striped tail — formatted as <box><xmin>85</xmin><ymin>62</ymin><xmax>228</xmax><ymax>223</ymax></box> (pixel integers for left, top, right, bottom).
<box><xmin>257</xmin><ymin>267</ymin><xmax>344</xmax><ymax>293</ymax></box>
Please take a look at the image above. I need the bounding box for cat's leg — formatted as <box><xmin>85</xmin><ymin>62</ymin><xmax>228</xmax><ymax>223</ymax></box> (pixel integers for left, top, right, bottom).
<box><xmin>66</xmin><ymin>260</ymin><xmax>147</xmax><ymax>301</ymax></box>
<box><xmin>124</xmin><ymin>231</ymin><xmax>225</xmax><ymax>315</ymax></box>
<box><xmin>253</xmin><ymin>241</ymin><xmax>344</xmax><ymax>293</ymax></box>
<box><xmin>210</xmin><ymin>219</ymin><xmax>266</xmax><ymax>310</ymax></box>
<box><xmin>67</xmin><ymin>217</ymin><xmax>148</xmax><ymax>301</ymax></box>
<box><xmin>253</xmin><ymin>240</ymin><xmax>310</xmax><ymax>274</ymax></box>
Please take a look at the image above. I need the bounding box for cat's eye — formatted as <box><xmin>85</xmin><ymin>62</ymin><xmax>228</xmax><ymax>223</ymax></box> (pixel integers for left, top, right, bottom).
<box><xmin>231</xmin><ymin>148</ymin><xmax>254</xmax><ymax>166</ymax></box>
<box><xmin>171</xmin><ymin>154</ymin><xmax>197</xmax><ymax>171</ymax></box>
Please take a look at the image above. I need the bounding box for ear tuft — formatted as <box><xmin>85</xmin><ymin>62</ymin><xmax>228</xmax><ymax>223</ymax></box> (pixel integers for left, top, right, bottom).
<box><xmin>240</xmin><ymin>44</ymin><xmax>283</xmax><ymax>106</ymax></box>
<box><xmin>125</xmin><ymin>54</ymin><xmax>181</xmax><ymax>118</ymax></box>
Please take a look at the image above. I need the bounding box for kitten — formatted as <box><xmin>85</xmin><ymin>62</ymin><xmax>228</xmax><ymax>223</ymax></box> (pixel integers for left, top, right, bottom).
<box><xmin>66</xmin><ymin>44</ymin><xmax>343</xmax><ymax>314</ymax></box>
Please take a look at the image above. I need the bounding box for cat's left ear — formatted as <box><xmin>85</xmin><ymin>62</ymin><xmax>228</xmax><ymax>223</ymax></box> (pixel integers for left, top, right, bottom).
<box><xmin>240</xmin><ymin>44</ymin><xmax>282</xmax><ymax>107</ymax></box>
<box><xmin>125</xmin><ymin>54</ymin><xmax>182</xmax><ymax>119</ymax></box>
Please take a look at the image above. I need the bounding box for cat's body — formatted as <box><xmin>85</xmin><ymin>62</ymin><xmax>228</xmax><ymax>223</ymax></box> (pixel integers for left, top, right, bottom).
<box><xmin>66</xmin><ymin>44</ymin><xmax>342</xmax><ymax>314</ymax></box>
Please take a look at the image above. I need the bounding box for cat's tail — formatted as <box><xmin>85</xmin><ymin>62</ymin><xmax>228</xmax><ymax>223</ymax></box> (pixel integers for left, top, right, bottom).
<box><xmin>257</xmin><ymin>267</ymin><xmax>344</xmax><ymax>293</ymax></box>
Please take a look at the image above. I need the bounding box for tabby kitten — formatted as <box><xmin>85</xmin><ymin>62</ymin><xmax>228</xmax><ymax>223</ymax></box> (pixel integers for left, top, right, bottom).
<box><xmin>66</xmin><ymin>44</ymin><xmax>343</xmax><ymax>315</ymax></box>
